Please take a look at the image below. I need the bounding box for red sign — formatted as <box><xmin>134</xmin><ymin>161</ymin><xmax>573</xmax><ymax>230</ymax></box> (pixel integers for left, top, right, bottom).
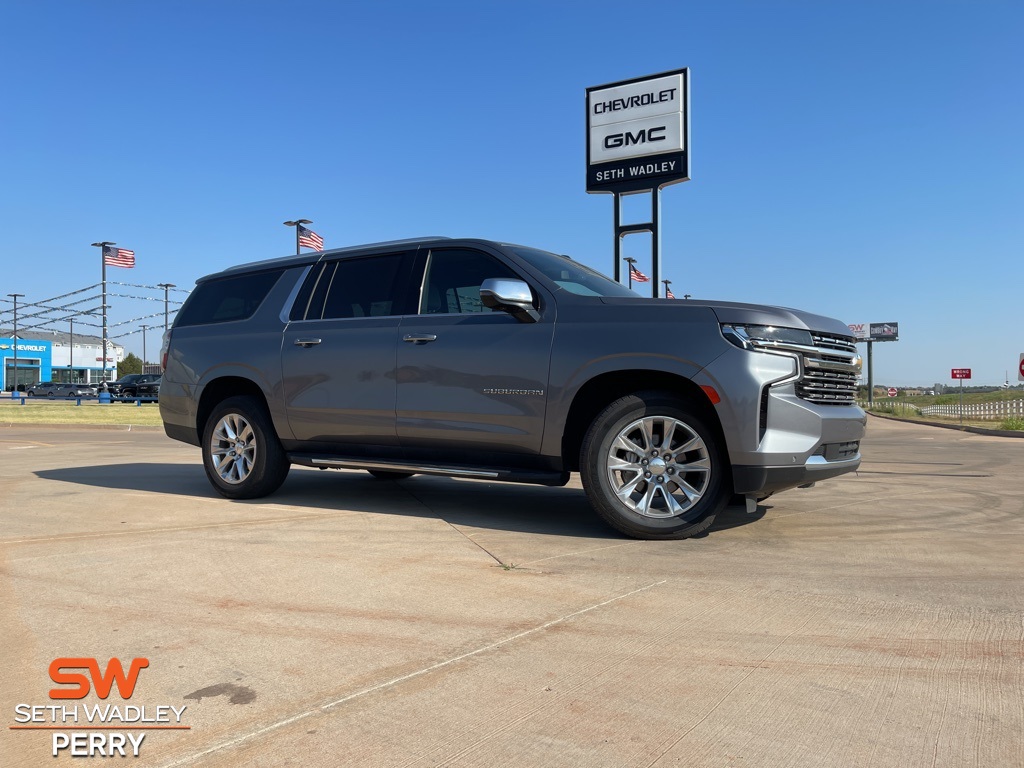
<box><xmin>951</xmin><ymin>368</ymin><xmax>971</xmax><ymax>380</ymax></box>
<box><xmin>887</xmin><ymin>387</ymin><xmax>898</xmax><ymax>397</ymax></box>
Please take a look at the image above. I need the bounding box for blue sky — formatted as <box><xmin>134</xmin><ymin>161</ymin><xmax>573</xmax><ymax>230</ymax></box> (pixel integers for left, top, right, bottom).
<box><xmin>1</xmin><ymin>0</ymin><xmax>1021</xmax><ymax>386</ymax></box>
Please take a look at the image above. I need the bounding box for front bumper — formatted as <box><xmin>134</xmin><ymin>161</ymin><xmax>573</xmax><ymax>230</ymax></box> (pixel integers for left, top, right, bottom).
<box><xmin>732</xmin><ymin>453</ymin><xmax>861</xmax><ymax>496</ymax></box>
<box><xmin>694</xmin><ymin>345</ymin><xmax>866</xmax><ymax>496</ymax></box>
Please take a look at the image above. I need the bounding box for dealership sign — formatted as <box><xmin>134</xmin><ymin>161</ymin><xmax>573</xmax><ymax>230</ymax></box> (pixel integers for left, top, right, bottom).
<box><xmin>586</xmin><ymin>68</ymin><xmax>690</xmax><ymax>193</ymax></box>
<box><xmin>869</xmin><ymin>322</ymin><xmax>898</xmax><ymax>341</ymax></box>
<box><xmin>847</xmin><ymin>323</ymin><xmax>899</xmax><ymax>342</ymax></box>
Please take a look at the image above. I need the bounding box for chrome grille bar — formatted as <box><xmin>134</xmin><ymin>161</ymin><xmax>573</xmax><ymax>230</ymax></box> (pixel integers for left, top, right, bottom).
<box><xmin>797</xmin><ymin>333</ymin><xmax>859</xmax><ymax>405</ymax></box>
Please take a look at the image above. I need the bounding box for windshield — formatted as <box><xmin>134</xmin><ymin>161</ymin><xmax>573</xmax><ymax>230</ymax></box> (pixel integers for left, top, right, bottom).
<box><xmin>508</xmin><ymin>246</ymin><xmax>638</xmax><ymax>298</ymax></box>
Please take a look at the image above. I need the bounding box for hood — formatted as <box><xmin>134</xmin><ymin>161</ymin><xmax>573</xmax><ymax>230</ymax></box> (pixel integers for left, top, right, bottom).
<box><xmin>598</xmin><ymin>297</ymin><xmax>853</xmax><ymax>338</ymax></box>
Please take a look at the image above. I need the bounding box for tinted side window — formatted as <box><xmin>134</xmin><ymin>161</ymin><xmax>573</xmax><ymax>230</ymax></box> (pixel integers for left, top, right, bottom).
<box><xmin>419</xmin><ymin>249</ymin><xmax>520</xmax><ymax>314</ymax></box>
<box><xmin>176</xmin><ymin>270</ymin><xmax>285</xmax><ymax>327</ymax></box>
<box><xmin>295</xmin><ymin>254</ymin><xmax>407</xmax><ymax>321</ymax></box>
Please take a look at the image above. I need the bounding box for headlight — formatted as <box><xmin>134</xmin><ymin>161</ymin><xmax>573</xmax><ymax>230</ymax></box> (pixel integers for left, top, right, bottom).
<box><xmin>721</xmin><ymin>324</ymin><xmax>814</xmax><ymax>351</ymax></box>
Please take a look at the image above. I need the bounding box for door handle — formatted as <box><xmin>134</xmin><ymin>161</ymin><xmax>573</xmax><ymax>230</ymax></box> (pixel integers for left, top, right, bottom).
<box><xmin>403</xmin><ymin>334</ymin><xmax>437</xmax><ymax>344</ymax></box>
<box><xmin>293</xmin><ymin>338</ymin><xmax>322</xmax><ymax>347</ymax></box>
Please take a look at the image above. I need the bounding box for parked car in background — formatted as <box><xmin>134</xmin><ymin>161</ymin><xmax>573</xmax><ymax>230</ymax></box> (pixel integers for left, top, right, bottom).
<box><xmin>108</xmin><ymin>373</ymin><xmax>161</xmax><ymax>398</ymax></box>
<box><xmin>25</xmin><ymin>382</ymin><xmax>59</xmax><ymax>397</ymax></box>
<box><xmin>135</xmin><ymin>377</ymin><xmax>161</xmax><ymax>399</ymax></box>
<box><xmin>26</xmin><ymin>382</ymin><xmax>98</xmax><ymax>398</ymax></box>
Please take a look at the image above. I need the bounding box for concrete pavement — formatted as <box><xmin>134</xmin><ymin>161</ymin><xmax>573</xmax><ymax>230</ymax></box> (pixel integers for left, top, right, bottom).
<box><xmin>1</xmin><ymin>418</ymin><xmax>1021</xmax><ymax>766</ymax></box>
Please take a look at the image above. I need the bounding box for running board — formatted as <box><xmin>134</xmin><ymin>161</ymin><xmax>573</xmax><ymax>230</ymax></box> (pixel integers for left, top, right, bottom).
<box><xmin>287</xmin><ymin>454</ymin><xmax>570</xmax><ymax>487</ymax></box>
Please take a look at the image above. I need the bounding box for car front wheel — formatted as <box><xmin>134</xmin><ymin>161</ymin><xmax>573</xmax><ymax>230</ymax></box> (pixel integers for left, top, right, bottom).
<box><xmin>202</xmin><ymin>396</ymin><xmax>290</xmax><ymax>499</ymax></box>
<box><xmin>580</xmin><ymin>391</ymin><xmax>729</xmax><ymax>540</ymax></box>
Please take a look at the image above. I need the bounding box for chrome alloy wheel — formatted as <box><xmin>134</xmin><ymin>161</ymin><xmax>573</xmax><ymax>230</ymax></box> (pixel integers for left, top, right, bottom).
<box><xmin>209</xmin><ymin>412</ymin><xmax>257</xmax><ymax>485</ymax></box>
<box><xmin>605</xmin><ymin>416</ymin><xmax>712</xmax><ymax>518</ymax></box>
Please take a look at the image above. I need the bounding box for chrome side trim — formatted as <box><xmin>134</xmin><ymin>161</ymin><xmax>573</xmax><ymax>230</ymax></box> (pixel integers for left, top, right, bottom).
<box><xmin>310</xmin><ymin>458</ymin><xmax>500</xmax><ymax>479</ymax></box>
<box><xmin>279</xmin><ymin>264</ymin><xmax>314</xmax><ymax>324</ymax></box>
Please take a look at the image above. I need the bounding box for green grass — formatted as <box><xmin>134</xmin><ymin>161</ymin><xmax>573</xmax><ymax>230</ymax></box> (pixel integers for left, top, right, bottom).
<box><xmin>999</xmin><ymin>417</ymin><xmax>1024</xmax><ymax>431</ymax></box>
<box><xmin>0</xmin><ymin>400</ymin><xmax>163</xmax><ymax>426</ymax></box>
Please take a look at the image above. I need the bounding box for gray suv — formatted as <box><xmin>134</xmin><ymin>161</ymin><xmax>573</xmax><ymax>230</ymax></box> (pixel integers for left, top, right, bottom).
<box><xmin>160</xmin><ymin>237</ymin><xmax>865</xmax><ymax>540</ymax></box>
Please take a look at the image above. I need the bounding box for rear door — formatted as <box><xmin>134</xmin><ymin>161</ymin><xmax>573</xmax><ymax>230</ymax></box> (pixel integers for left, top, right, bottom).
<box><xmin>282</xmin><ymin>250</ymin><xmax>415</xmax><ymax>447</ymax></box>
<box><xmin>395</xmin><ymin>246</ymin><xmax>555</xmax><ymax>459</ymax></box>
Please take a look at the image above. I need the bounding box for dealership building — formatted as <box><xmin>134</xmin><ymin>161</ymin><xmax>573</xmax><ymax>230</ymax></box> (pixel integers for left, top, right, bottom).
<box><xmin>1</xmin><ymin>329</ymin><xmax>124</xmax><ymax>391</ymax></box>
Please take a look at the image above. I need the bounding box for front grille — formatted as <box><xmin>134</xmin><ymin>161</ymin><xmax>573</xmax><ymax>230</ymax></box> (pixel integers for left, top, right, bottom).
<box><xmin>797</xmin><ymin>333</ymin><xmax>859</xmax><ymax>405</ymax></box>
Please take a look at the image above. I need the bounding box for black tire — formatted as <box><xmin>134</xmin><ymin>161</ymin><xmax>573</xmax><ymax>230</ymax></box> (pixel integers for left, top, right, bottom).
<box><xmin>27</xmin><ymin>392</ymin><xmax>34</xmax><ymax>398</ymax></box>
<box><xmin>201</xmin><ymin>395</ymin><xmax>290</xmax><ymax>499</ymax></box>
<box><xmin>367</xmin><ymin>469</ymin><xmax>415</xmax><ymax>480</ymax></box>
<box><xmin>580</xmin><ymin>391</ymin><xmax>729</xmax><ymax>540</ymax></box>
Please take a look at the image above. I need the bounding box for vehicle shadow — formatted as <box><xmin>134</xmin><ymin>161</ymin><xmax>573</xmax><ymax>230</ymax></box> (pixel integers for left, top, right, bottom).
<box><xmin>35</xmin><ymin>463</ymin><xmax>767</xmax><ymax>540</ymax></box>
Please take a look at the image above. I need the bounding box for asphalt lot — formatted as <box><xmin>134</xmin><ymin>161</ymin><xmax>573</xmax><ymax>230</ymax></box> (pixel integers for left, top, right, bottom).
<box><xmin>1</xmin><ymin>418</ymin><xmax>1021</xmax><ymax>767</ymax></box>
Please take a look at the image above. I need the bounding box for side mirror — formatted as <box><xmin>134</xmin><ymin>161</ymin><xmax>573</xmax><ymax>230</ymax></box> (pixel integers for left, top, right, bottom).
<box><xmin>480</xmin><ymin>278</ymin><xmax>539</xmax><ymax>323</ymax></box>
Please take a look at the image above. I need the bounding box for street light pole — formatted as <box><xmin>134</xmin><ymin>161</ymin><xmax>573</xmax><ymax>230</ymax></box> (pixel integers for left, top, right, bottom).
<box><xmin>91</xmin><ymin>241</ymin><xmax>115</xmax><ymax>385</ymax></box>
<box><xmin>7</xmin><ymin>293</ymin><xmax>24</xmax><ymax>396</ymax></box>
<box><xmin>69</xmin><ymin>317</ymin><xmax>74</xmax><ymax>382</ymax></box>
<box><xmin>157</xmin><ymin>283</ymin><xmax>176</xmax><ymax>331</ymax></box>
<box><xmin>283</xmin><ymin>219</ymin><xmax>312</xmax><ymax>256</ymax></box>
<box><xmin>140</xmin><ymin>324</ymin><xmax>149</xmax><ymax>370</ymax></box>
<box><xmin>623</xmin><ymin>257</ymin><xmax>637</xmax><ymax>289</ymax></box>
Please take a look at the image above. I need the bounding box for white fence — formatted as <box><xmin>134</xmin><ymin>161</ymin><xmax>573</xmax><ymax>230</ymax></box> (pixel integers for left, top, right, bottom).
<box><xmin>919</xmin><ymin>399</ymin><xmax>1024</xmax><ymax>420</ymax></box>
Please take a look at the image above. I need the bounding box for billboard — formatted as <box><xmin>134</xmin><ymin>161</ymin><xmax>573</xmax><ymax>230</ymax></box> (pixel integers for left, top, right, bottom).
<box><xmin>586</xmin><ymin>69</ymin><xmax>690</xmax><ymax>193</ymax></box>
<box><xmin>868</xmin><ymin>322</ymin><xmax>899</xmax><ymax>341</ymax></box>
<box><xmin>847</xmin><ymin>322</ymin><xmax>898</xmax><ymax>341</ymax></box>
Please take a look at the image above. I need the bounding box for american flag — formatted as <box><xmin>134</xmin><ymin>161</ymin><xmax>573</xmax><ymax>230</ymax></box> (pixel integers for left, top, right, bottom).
<box><xmin>297</xmin><ymin>224</ymin><xmax>324</xmax><ymax>251</ymax></box>
<box><xmin>666</xmin><ymin>286</ymin><xmax>676</xmax><ymax>299</ymax></box>
<box><xmin>103</xmin><ymin>246</ymin><xmax>136</xmax><ymax>268</ymax></box>
<box><xmin>629</xmin><ymin>264</ymin><xmax>650</xmax><ymax>283</ymax></box>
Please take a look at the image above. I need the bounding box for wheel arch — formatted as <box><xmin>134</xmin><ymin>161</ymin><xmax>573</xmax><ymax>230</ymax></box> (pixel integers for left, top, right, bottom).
<box><xmin>196</xmin><ymin>376</ymin><xmax>270</xmax><ymax>437</ymax></box>
<box><xmin>560</xmin><ymin>370</ymin><xmax>726</xmax><ymax>473</ymax></box>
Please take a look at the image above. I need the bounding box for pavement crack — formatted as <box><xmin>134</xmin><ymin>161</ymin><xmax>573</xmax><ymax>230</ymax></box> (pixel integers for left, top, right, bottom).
<box><xmin>156</xmin><ymin>580</ymin><xmax>667</xmax><ymax>768</ymax></box>
<box><xmin>395</xmin><ymin>484</ymin><xmax>506</xmax><ymax>567</ymax></box>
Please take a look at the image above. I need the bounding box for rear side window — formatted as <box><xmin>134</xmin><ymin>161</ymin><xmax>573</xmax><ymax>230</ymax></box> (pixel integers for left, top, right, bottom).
<box><xmin>176</xmin><ymin>270</ymin><xmax>285</xmax><ymax>327</ymax></box>
<box><xmin>291</xmin><ymin>253</ymin><xmax>408</xmax><ymax>320</ymax></box>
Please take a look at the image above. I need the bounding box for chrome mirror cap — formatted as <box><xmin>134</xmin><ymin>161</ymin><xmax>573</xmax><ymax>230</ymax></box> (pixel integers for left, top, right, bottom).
<box><xmin>480</xmin><ymin>278</ymin><xmax>539</xmax><ymax>323</ymax></box>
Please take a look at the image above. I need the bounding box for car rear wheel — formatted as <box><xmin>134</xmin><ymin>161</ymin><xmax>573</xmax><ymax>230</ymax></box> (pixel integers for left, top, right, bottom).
<box><xmin>580</xmin><ymin>391</ymin><xmax>729</xmax><ymax>540</ymax></box>
<box><xmin>202</xmin><ymin>396</ymin><xmax>290</xmax><ymax>499</ymax></box>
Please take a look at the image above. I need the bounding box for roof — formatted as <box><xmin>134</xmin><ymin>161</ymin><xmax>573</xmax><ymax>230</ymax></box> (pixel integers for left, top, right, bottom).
<box><xmin>0</xmin><ymin>328</ymin><xmax>125</xmax><ymax>349</ymax></box>
<box><xmin>204</xmin><ymin>236</ymin><xmax>453</xmax><ymax>281</ymax></box>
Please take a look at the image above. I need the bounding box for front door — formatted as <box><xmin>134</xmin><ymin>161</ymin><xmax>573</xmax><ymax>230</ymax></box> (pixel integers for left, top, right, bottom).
<box><xmin>396</xmin><ymin>247</ymin><xmax>555</xmax><ymax>460</ymax></box>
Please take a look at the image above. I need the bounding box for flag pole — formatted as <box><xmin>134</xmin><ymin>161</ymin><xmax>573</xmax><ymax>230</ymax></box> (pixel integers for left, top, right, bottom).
<box><xmin>91</xmin><ymin>241</ymin><xmax>114</xmax><ymax>386</ymax></box>
<box><xmin>284</xmin><ymin>218</ymin><xmax>313</xmax><ymax>256</ymax></box>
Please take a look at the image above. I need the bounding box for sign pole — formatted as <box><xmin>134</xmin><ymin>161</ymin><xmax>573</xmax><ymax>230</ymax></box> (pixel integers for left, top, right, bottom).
<box><xmin>586</xmin><ymin>68</ymin><xmax>689</xmax><ymax>294</ymax></box>
<box><xmin>867</xmin><ymin>340</ymin><xmax>874</xmax><ymax>407</ymax></box>
<box><xmin>960</xmin><ymin>379</ymin><xmax>964</xmax><ymax>427</ymax></box>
